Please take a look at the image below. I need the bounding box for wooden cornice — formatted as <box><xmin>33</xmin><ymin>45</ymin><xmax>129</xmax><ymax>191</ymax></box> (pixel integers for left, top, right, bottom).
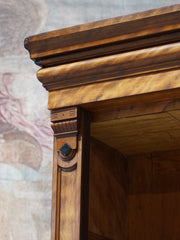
<box><xmin>37</xmin><ymin>42</ymin><xmax>180</xmax><ymax>91</ymax></box>
<box><xmin>24</xmin><ymin>5</ymin><xmax>180</xmax><ymax>92</ymax></box>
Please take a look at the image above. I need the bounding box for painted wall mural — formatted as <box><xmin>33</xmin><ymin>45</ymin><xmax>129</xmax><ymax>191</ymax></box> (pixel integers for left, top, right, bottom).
<box><xmin>0</xmin><ymin>72</ymin><xmax>53</xmax><ymax>239</ymax></box>
<box><xmin>0</xmin><ymin>0</ymin><xmax>179</xmax><ymax>239</ymax></box>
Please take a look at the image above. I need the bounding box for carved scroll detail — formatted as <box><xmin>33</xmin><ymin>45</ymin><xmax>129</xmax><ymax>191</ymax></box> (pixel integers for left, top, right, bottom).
<box><xmin>51</xmin><ymin>119</ymin><xmax>78</xmax><ymax>136</ymax></box>
<box><xmin>51</xmin><ymin>107</ymin><xmax>90</xmax><ymax>240</ymax></box>
<box><xmin>51</xmin><ymin>107</ymin><xmax>78</xmax><ymax>165</ymax></box>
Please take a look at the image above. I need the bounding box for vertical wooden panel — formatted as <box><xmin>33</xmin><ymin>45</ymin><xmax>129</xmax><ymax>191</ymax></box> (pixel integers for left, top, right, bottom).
<box><xmin>151</xmin><ymin>192</ymin><xmax>180</xmax><ymax>240</ymax></box>
<box><xmin>51</xmin><ymin>137</ymin><xmax>59</xmax><ymax>240</ymax></box>
<box><xmin>128</xmin><ymin>151</ymin><xmax>180</xmax><ymax>240</ymax></box>
<box><xmin>59</xmin><ymin>170</ymin><xmax>78</xmax><ymax>239</ymax></box>
<box><xmin>152</xmin><ymin>150</ymin><xmax>180</xmax><ymax>240</ymax></box>
<box><xmin>51</xmin><ymin>107</ymin><xmax>90</xmax><ymax>240</ymax></box>
<box><xmin>89</xmin><ymin>138</ymin><xmax>128</xmax><ymax>240</ymax></box>
<box><xmin>128</xmin><ymin>154</ymin><xmax>152</xmax><ymax>240</ymax></box>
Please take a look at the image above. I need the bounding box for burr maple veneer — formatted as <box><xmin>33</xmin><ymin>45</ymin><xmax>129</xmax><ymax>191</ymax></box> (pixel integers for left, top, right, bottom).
<box><xmin>25</xmin><ymin>5</ymin><xmax>180</xmax><ymax>240</ymax></box>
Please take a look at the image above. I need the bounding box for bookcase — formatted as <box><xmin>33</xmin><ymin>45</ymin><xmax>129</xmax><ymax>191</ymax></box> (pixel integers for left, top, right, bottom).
<box><xmin>25</xmin><ymin>5</ymin><xmax>180</xmax><ymax>240</ymax></box>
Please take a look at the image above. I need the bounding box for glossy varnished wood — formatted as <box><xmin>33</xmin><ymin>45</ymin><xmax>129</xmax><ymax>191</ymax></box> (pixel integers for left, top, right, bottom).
<box><xmin>128</xmin><ymin>152</ymin><xmax>180</xmax><ymax>240</ymax></box>
<box><xmin>25</xmin><ymin>5</ymin><xmax>180</xmax><ymax>67</ymax></box>
<box><xmin>25</xmin><ymin>5</ymin><xmax>180</xmax><ymax>240</ymax></box>
<box><xmin>48</xmin><ymin>69</ymin><xmax>180</xmax><ymax>109</ymax></box>
<box><xmin>51</xmin><ymin>107</ymin><xmax>90</xmax><ymax>240</ymax></box>
<box><xmin>37</xmin><ymin>42</ymin><xmax>180</xmax><ymax>90</ymax></box>
<box><xmin>91</xmin><ymin>110</ymin><xmax>180</xmax><ymax>156</ymax></box>
<box><xmin>90</xmin><ymin>94</ymin><xmax>180</xmax><ymax>122</ymax></box>
<box><xmin>89</xmin><ymin>138</ymin><xmax>127</xmax><ymax>240</ymax></box>
<box><xmin>88</xmin><ymin>232</ymin><xmax>112</xmax><ymax>240</ymax></box>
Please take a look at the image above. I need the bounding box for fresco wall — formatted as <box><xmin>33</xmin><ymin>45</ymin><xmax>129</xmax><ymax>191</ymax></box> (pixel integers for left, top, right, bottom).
<box><xmin>0</xmin><ymin>0</ymin><xmax>179</xmax><ymax>239</ymax></box>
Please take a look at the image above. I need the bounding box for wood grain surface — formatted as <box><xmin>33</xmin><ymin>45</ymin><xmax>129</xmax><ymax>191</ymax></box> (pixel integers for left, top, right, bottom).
<box><xmin>90</xmin><ymin>96</ymin><xmax>180</xmax><ymax>122</ymax></box>
<box><xmin>51</xmin><ymin>108</ymin><xmax>90</xmax><ymax>240</ymax></box>
<box><xmin>88</xmin><ymin>141</ymin><xmax>180</xmax><ymax>240</ymax></box>
<box><xmin>25</xmin><ymin>5</ymin><xmax>180</xmax><ymax>66</ymax></box>
<box><xmin>48</xmin><ymin>69</ymin><xmax>180</xmax><ymax>109</ymax></box>
<box><xmin>88</xmin><ymin>231</ymin><xmax>113</xmax><ymax>240</ymax></box>
<box><xmin>91</xmin><ymin>110</ymin><xmax>180</xmax><ymax>156</ymax></box>
<box><xmin>128</xmin><ymin>152</ymin><xmax>180</xmax><ymax>240</ymax></box>
<box><xmin>89</xmin><ymin>138</ymin><xmax>127</xmax><ymax>240</ymax></box>
<box><xmin>25</xmin><ymin>5</ymin><xmax>180</xmax><ymax>240</ymax></box>
<box><xmin>37</xmin><ymin>42</ymin><xmax>180</xmax><ymax>91</ymax></box>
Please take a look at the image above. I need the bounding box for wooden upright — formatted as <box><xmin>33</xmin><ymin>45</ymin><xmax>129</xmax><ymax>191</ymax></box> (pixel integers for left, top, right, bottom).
<box><xmin>25</xmin><ymin>5</ymin><xmax>180</xmax><ymax>240</ymax></box>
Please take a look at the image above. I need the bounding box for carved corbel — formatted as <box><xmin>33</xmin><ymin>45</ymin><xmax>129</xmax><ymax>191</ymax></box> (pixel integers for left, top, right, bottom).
<box><xmin>50</xmin><ymin>106</ymin><xmax>90</xmax><ymax>240</ymax></box>
<box><xmin>51</xmin><ymin>107</ymin><xmax>79</xmax><ymax>171</ymax></box>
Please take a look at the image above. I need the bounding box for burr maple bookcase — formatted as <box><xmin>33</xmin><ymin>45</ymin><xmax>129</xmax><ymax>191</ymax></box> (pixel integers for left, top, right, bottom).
<box><xmin>25</xmin><ymin>5</ymin><xmax>180</xmax><ymax>240</ymax></box>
